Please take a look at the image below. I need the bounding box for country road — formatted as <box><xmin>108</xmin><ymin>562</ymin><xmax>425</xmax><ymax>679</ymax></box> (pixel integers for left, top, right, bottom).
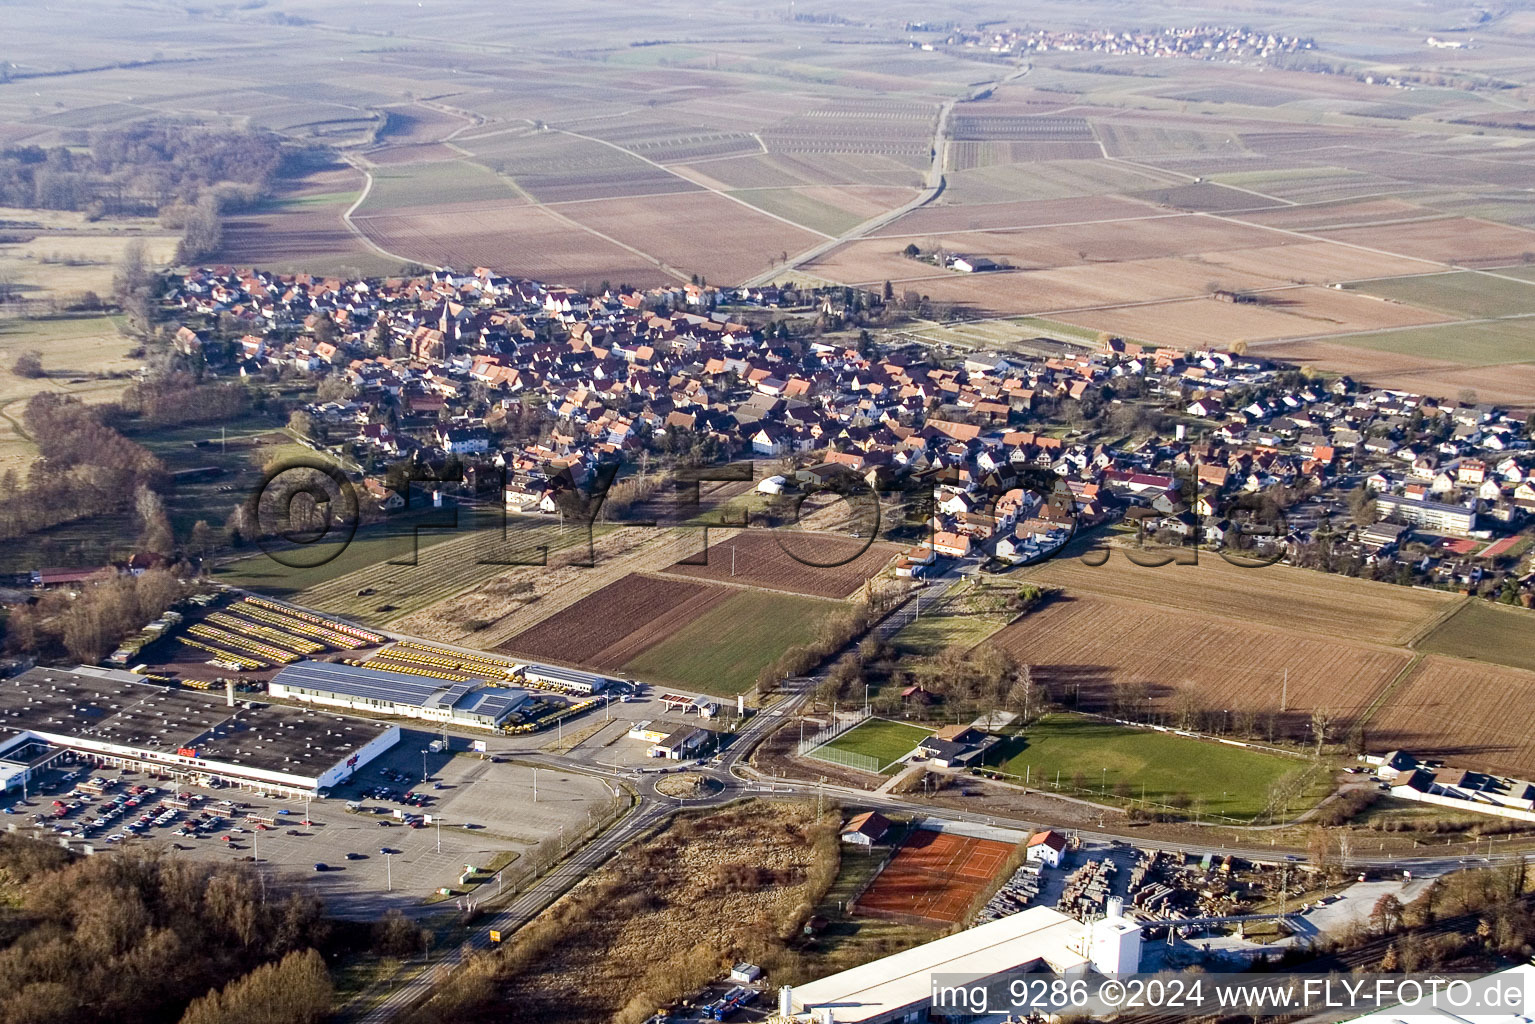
<box><xmin>741</xmin><ymin>62</ymin><xmax>1031</xmax><ymax>290</ymax></box>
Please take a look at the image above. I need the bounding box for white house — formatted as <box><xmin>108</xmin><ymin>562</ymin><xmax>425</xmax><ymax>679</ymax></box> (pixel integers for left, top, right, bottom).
<box><xmin>1025</xmin><ymin>829</ymin><xmax>1066</xmax><ymax>869</ymax></box>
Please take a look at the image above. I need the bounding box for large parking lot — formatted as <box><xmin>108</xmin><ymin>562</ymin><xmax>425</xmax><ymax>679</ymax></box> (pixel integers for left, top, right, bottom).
<box><xmin>2</xmin><ymin>730</ymin><xmax>619</xmax><ymax>918</ymax></box>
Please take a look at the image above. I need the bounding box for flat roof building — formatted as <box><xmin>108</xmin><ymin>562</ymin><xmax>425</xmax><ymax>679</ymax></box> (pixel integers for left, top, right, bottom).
<box><xmin>269</xmin><ymin>661</ymin><xmax>532</xmax><ymax>730</ymax></box>
<box><xmin>1375</xmin><ymin>493</ymin><xmax>1478</xmax><ymax>536</ymax></box>
<box><xmin>516</xmin><ymin>663</ymin><xmax>612</xmax><ymax>693</ymax></box>
<box><xmin>0</xmin><ymin>666</ymin><xmax>398</xmax><ymax>798</ymax></box>
<box><xmin>786</xmin><ymin>905</ymin><xmax>1141</xmax><ymax>1024</ymax></box>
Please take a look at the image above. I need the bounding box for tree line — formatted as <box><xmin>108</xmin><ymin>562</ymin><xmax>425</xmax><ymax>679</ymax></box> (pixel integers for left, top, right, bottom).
<box><xmin>0</xmin><ymin>126</ymin><xmax>287</xmax><ymax>218</ymax></box>
<box><xmin>0</xmin><ymin>834</ymin><xmax>336</xmax><ymax>1024</ymax></box>
<box><xmin>0</xmin><ymin>392</ymin><xmax>165</xmax><ymax>541</ymax></box>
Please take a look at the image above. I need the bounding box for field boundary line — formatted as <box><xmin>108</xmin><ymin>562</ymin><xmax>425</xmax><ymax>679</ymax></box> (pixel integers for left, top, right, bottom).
<box><xmin>338</xmin><ymin>157</ymin><xmax>433</xmax><ymax>268</ymax></box>
<box><xmin>1353</xmin><ymin>652</ymin><xmax>1426</xmax><ymax>730</ymax></box>
<box><xmin>1402</xmin><ymin>594</ymin><xmax>1469</xmax><ymax>649</ymax></box>
<box><xmin>537</xmin><ymin>121</ymin><xmax>837</xmax><ymax>240</ymax></box>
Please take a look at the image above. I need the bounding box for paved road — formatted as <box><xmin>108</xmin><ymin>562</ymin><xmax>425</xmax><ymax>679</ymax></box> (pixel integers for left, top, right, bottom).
<box><xmin>738</xmin><ymin>64</ymin><xmax>1030</xmax><ymax>289</ymax></box>
<box><xmin>349</xmin><ymin>568</ymin><xmax>1504</xmax><ymax>1021</ymax></box>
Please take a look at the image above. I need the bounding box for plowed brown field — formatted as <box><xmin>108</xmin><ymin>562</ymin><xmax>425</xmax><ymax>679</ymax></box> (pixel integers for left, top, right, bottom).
<box><xmin>990</xmin><ymin>593</ymin><xmax>1411</xmax><ymax>735</ymax></box>
<box><xmin>1366</xmin><ymin>656</ymin><xmax>1535</xmax><ymax>778</ymax></box>
<box><xmin>664</xmin><ymin>529</ymin><xmax>899</xmax><ymax>599</ymax></box>
<box><xmin>500</xmin><ymin>573</ymin><xmax>726</xmax><ymax>669</ymax></box>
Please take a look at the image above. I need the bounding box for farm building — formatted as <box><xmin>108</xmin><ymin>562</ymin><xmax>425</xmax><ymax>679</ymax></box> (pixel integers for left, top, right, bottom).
<box><xmin>1026</xmin><ymin>829</ymin><xmax>1067</xmax><ymax>869</ymax></box>
<box><xmin>784</xmin><ymin>905</ymin><xmax>1142</xmax><ymax>1023</ymax></box>
<box><xmin>841</xmin><ymin>810</ymin><xmax>892</xmax><ymax>846</ymax></box>
<box><xmin>0</xmin><ymin>666</ymin><xmax>399</xmax><ymax>798</ymax></box>
<box><xmin>269</xmin><ymin>661</ymin><xmax>532</xmax><ymax>731</ymax></box>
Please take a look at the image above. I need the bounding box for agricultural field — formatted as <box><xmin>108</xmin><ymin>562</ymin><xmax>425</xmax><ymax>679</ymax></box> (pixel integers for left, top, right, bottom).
<box><xmin>989</xmin><ymin>593</ymin><xmax>1412</xmax><ymax>738</ymax></box>
<box><xmin>994</xmin><ymin>714</ymin><xmax>1328</xmax><ymax>821</ymax></box>
<box><xmin>216</xmin><ymin>162</ymin><xmax>397</xmax><ymax>277</ymax></box>
<box><xmin>351</xmin><ymin>200</ymin><xmax>672</xmax><ymax>288</ymax></box>
<box><xmin>1020</xmin><ymin>550</ymin><xmax>1455</xmax><ymax>647</ymax></box>
<box><xmin>464</xmin><ymin>129</ymin><xmax>704</xmax><ymax>204</ymax></box>
<box><xmin>1316</xmin><ymin>218</ymin><xmax>1535</xmax><ymax>267</ymax></box>
<box><xmin>0</xmin><ymin>313</ymin><xmax>141</xmax><ymax>471</ymax></box>
<box><xmin>1344</xmin><ymin>270</ymin><xmax>1535</xmax><ymax>319</ymax></box>
<box><xmin>663</xmin><ymin>529</ymin><xmax>900</xmax><ymax>599</ymax></box>
<box><xmin>1364</xmin><ymin>657</ymin><xmax>1535</xmax><ymax>779</ymax></box>
<box><xmin>942</xmin><ymin>159</ymin><xmax>1181</xmax><ymax>205</ymax></box>
<box><xmin>869</xmin><ymin>196</ymin><xmax>1160</xmax><ymax>236</ymax></box>
<box><xmin>1057</xmin><ymin>285</ymin><xmax>1452</xmax><ymax>349</ymax></box>
<box><xmin>1233</xmin><ymin>198</ymin><xmax>1441</xmax><ymax>231</ymax></box>
<box><xmin>0</xmin><ymin>207</ymin><xmax>179</xmax><ymax>305</ymax></box>
<box><xmin>354</xmin><ymin>160</ymin><xmax>520</xmax><ymax>213</ymax></box>
<box><xmin>621</xmin><ymin>589</ymin><xmax>832</xmax><ymax>696</ymax></box>
<box><xmin>1290</xmin><ymin>319</ymin><xmax>1535</xmax><ymax>367</ymax></box>
<box><xmin>891</xmin><ymin>577</ymin><xmax>1021</xmax><ymax>655</ymax></box>
<box><xmin>499</xmin><ymin>573</ymin><xmax>727</xmax><ymax>671</ymax></box>
<box><xmin>1260</xmin><ymin>336</ymin><xmax>1535</xmax><ymax>408</ymax></box>
<box><xmin>554</xmin><ymin>191</ymin><xmax>823</xmax><ymax>285</ymax></box>
<box><xmin>1416</xmin><ymin>601</ymin><xmax>1535</xmax><ymax>673</ymax></box>
<box><xmin>814</xmin><ymin>718</ymin><xmax>934</xmax><ymax>774</ymax></box>
<box><xmin>726</xmin><ymin>186</ymin><xmax>918</xmax><ymax>237</ymax></box>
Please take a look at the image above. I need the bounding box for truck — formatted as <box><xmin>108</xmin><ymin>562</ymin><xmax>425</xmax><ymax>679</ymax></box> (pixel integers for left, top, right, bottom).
<box><xmin>707</xmin><ymin>987</ymin><xmax>755</xmax><ymax>1020</ymax></box>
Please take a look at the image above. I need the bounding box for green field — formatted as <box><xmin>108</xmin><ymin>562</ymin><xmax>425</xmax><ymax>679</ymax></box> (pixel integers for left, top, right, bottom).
<box><xmin>995</xmin><ymin>714</ymin><xmax>1328</xmax><ymax>822</ymax></box>
<box><xmin>358</xmin><ymin>160</ymin><xmax>518</xmax><ymax>212</ymax></box>
<box><xmin>1346</xmin><ymin>271</ymin><xmax>1535</xmax><ymax>319</ymax></box>
<box><xmin>212</xmin><ymin>507</ymin><xmax>477</xmax><ymax>599</ymax></box>
<box><xmin>1327</xmin><ymin>319</ymin><xmax>1535</xmax><ymax>366</ymax></box>
<box><xmin>0</xmin><ymin>313</ymin><xmax>141</xmax><ymax>471</ymax></box>
<box><xmin>817</xmin><ymin>717</ymin><xmax>935</xmax><ymax>772</ymax></box>
<box><xmin>622</xmin><ymin>590</ymin><xmax>831</xmax><ymax>696</ymax></box>
<box><xmin>1417</xmin><ymin>600</ymin><xmax>1535</xmax><ymax>673</ymax></box>
<box><xmin>892</xmin><ymin>578</ymin><xmax>1017</xmax><ymax>655</ymax></box>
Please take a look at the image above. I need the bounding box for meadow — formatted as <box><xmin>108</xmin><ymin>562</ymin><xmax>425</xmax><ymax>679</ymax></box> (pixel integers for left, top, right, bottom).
<box><xmin>994</xmin><ymin>714</ymin><xmax>1328</xmax><ymax>822</ymax></box>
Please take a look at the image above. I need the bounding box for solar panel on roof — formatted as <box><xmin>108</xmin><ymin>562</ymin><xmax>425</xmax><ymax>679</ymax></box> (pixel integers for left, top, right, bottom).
<box><xmin>273</xmin><ymin>661</ymin><xmax>485</xmax><ymax>708</ymax></box>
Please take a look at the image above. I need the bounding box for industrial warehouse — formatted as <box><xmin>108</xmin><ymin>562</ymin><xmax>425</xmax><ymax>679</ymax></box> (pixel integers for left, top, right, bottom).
<box><xmin>0</xmin><ymin>665</ymin><xmax>399</xmax><ymax>799</ymax></box>
<box><xmin>784</xmin><ymin>903</ymin><xmax>1142</xmax><ymax>1024</ymax></box>
<box><xmin>268</xmin><ymin>660</ymin><xmax>536</xmax><ymax>729</ymax></box>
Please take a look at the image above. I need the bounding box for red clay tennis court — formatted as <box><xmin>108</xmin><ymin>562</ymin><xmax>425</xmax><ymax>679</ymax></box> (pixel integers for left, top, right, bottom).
<box><xmin>854</xmin><ymin>828</ymin><xmax>1014</xmax><ymax>925</ymax></box>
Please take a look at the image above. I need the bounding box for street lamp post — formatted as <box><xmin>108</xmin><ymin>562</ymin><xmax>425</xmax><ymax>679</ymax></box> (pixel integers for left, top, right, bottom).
<box><xmin>420</xmin><ymin>749</ymin><xmax>428</xmax><ymax>784</ymax></box>
<box><xmin>385</xmin><ymin>851</ymin><xmax>392</xmax><ymax>891</ymax></box>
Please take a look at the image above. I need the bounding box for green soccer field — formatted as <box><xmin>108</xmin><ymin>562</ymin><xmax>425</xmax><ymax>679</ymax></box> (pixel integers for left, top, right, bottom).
<box><xmin>816</xmin><ymin>717</ymin><xmax>935</xmax><ymax>772</ymax></box>
<box><xmin>995</xmin><ymin>714</ymin><xmax>1330</xmax><ymax>822</ymax></box>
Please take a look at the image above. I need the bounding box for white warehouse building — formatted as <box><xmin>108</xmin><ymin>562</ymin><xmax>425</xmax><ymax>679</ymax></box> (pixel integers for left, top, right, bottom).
<box><xmin>784</xmin><ymin>903</ymin><xmax>1141</xmax><ymax>1024</ymax></box>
